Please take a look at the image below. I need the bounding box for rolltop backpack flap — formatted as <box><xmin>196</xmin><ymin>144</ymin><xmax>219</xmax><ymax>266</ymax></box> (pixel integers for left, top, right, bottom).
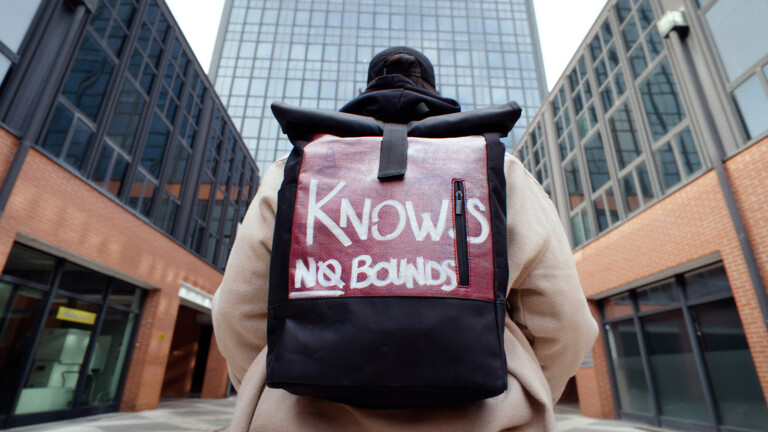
<box><xmin>267</xmin><ymin>101</ymin><xmax>521</xmax><ymax>409</ymax></box>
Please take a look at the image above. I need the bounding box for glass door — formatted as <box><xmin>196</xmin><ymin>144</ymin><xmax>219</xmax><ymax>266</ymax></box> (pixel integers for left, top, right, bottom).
<box><xmin>14</xmin><ymin>296</ymin><xmax>99</xmax><ymax>415</ymax></box>
<box><xmin>0</xmin><ymin>284</ymin><xmax>47</xmax><ymax>417</ymax></box>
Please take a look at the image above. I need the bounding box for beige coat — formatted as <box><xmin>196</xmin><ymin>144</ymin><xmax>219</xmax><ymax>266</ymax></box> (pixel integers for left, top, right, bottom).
<box><xmin>212</xmin><ymin>152</ymin><xmax>598</xmax><ymax>431</ymax></box>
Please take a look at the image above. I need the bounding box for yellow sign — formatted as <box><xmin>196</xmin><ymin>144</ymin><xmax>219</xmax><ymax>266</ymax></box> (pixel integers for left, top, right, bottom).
<box><xmin>158</xmin><ymin>333</ymin><xmax>166</xmax><ymax>340</ymax></box>
<box><xmin>56</xmin><ymin>306</ymin><xmax>97</xmax><ymax>325</ymax></box>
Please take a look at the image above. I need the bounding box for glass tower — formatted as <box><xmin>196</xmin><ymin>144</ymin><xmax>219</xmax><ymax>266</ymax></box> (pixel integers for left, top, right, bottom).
<box><xmin>209</xmin><ymin>0</ymin><xmax>549</xmax><ymax>174</ymax></box>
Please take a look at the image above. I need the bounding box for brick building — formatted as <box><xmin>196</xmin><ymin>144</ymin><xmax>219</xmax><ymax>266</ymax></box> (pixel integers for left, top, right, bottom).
<box><xmin>512</xmin><ymin>0</ymin><xmax>768</xmax><ymax>430</ymax></box>
<box><xmin>0</xmin><ymin>0</ymin><xmax>258</xmax><ymax>428</ymax></box>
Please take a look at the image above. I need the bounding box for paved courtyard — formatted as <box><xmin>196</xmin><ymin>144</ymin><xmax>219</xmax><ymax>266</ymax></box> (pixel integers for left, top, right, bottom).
<box><xmin>6</xmin><ymin>398</ymin><xmax>660</xmax><ymax>432</ymax></box>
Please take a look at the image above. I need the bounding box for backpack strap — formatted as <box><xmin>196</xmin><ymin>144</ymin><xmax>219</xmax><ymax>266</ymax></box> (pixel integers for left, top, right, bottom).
<box><xmin>378</xmin><ymin>123</ymin><xmax>408</xmax><ymax>179</ymax></box>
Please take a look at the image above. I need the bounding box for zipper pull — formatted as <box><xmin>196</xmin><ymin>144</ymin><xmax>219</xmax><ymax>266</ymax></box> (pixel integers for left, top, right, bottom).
<box><xmin>455</xmin><ymin>189</ymin><xmax>464</xmax><ymax>215</ymax></box>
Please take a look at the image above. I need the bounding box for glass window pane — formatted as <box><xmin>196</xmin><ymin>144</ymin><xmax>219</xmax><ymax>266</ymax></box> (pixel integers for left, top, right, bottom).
<box><xmin>643</xmin><ymin>309</ymin><xmax>710</xmax><ymax>423</ymax></box>
<box><xmin>0</xmin><ymin>284</ymin><xmax>45</xmax><ymax>416</ymax></box>
<box><xmin>623</xmin><ymin>173</ymin><xmax>640</xmax><ymax>213</ymax></box>
<box><xmin>607</xmin><ymin>319</ymin><xmax>652</xmax><ymax>415</ymax></box>
<box><xmin>2</xmin><ymin>244</ymin><xmax>57</xmax><ymax>285</ymax></box>
<box><xmin>691</xmin><ymin>297</ymin><xmax>768</xmax><ymax>430</ymax></box>
<box><xmin>15</xmin><ymin>297</ymin><xmax>98</xmax><ymax>415</ymax></box>
<box><xmin>637</xmin><ymin>162</ymin><xmax>654</xmax><ymax>204</ymax></box>
<box><xmin>684</xmin><ymin>266</ymin><xmax>731</xmax><ymax>300</ymax></box>
<box><xmin>732</xmin><ymin>73</ymin><xmax>768</xmax><ymax>139</ymax></box>
<box><xmin>92</xmin><ymin>142</ymin><xmax>114</xmax><ymax>185</ymax></box>
<box><xmin>0</xmin><ymin>0</ymin><xmax>43</xmax><ymax>52</ymax></box>
<box><xmin>610</xmin><ymin>103</ymin><xmax>641</xmax><ymax>168</ymax></box>
<box><xmin>108</xmin><ymin>153</ymin><xmax>129</xmax><ymax>197</ymax></box>
<box><xmin>571</xmin><ymin>213</ymin><xmax>584</xmax><ymax>246</ymax></box>
<box><xmin>564</xmin><ymin>158</ymin><xmax>585</xmax><ymax>209</ymax></box>
<box><xmin>62</xmin><ymin>35</ymin><xmax>115</xmax><ymax>120</ymax></box>
<box><xmin>616</xmin><ymin>0</ymin><xmax>633</xmax><ymax>23</ymax></box>
<box><xmin>79</xmin><ymin>309</ymin><xmax>137</xmax><ymax>407</ymax></box>
<box><xmin>655</xmin><ymin>142</ymin><xmax>681</xmax><ymax>190</ymax></box>
<box><xmin>107</xmin><ymin>81</ymin><xmax>147</xmax><ymax>153</ymax></box>
<box><xmin>63</xmin><ymin>119</ymin><xmax>94</xmax><ymax>171</ymax></box>
<box><xmin>42</xmin><ymin>103</ymin><xmax>74</xmax><ymax>158</ymax></box>
<box><xmin>640</xmin><ymin>61</ymin><xmax>686</xmax><ymax>141</ymax></box>
<box><xmin>58</xmin><ymin>262</ymin><xmax>109</xmax><ymax>301</ymax></box>
<box><xmin>622</xmin><ymin>18</ymin><xmax>640</xmax><ymax>49</ymax></box>
<box><xmin>705</xmin><ymin>0</ymin><xmax>768</xmax><ymax>81</ymax></box>
<box><xmin>585</xmin><ymin>133</ymin><xmax>610</xmax><ymax>192</ymax></box>
<box><xmin>108</xmin><ymin>279</ymin><xmax>142</xmax><ymax>310</ymax></box>
<box><xmin>636</xmin><ymin>281</ymin><xmax>678</xmax><ymax>313</ymax></box>
<box><xmin>0</xmin><ymin>53</ymin><xmax>11</xmax><ymax>87</ymax></box>
<box><xmin>674</xmin><ymin>128</ymin><xmax>702</xmax><ymax>176</ymax></box>
<box><xmin>141</xmin><ymin>115</ymin><xmax>170</xmax><ymax>177</ymax></box>
<box><xmin>629</xmin><ymin>46</ymin><xmax>647</xmax><ymax>78</ymax></box>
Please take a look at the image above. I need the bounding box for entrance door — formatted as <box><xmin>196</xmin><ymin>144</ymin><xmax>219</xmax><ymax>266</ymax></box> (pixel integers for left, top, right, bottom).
<box><xmin>161</xmin><ymin>305</ymin><xmax>211</xmax><ymax>397</ymax></box>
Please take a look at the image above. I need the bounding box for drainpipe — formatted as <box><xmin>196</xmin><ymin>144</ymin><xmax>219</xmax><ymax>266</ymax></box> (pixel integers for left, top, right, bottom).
<box><xmin>658</xmin><ymin>10</ymin><xmax>768</xmax><ymax>332</ymax></box>
<box><xmin>0</xmin><ymin>2</ymin><xmax>93</xmax><ymax>217</ymax></box>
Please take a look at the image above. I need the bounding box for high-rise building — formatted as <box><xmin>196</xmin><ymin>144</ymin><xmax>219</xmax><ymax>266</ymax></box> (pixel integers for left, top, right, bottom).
<box><xmin>0</xmin><ymin>0</ymin><xmax>255</xmax><ymax>428</ymax></box>
<box><xmin>209</xmin><ymin>0</ymin><xmax>549</xmax><ymax>174</ymax></box>
<box><xmin>512</xmin><ymin>0</ymin><xmax>768</xmax><ymax>430</ymax></box>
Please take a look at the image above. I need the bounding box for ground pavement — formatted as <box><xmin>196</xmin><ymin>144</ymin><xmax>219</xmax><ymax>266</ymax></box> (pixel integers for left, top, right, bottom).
<box><xmin>6</xmin><ymin>398</ymin><xmax>662</xmax><ymax>432</ymax></box>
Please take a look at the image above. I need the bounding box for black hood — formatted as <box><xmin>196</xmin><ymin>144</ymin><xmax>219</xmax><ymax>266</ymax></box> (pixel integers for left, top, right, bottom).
<box><xmin>339</xmin><ymin>75</ymin><xmax>461</xmax><ymax>123</ymax></box>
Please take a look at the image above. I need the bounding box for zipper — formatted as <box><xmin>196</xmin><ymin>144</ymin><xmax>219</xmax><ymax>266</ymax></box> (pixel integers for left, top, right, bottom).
<box><xmin>454</xmin><ymin>181</ymin><xmax>469</xmax><ymax>286</ymax></box>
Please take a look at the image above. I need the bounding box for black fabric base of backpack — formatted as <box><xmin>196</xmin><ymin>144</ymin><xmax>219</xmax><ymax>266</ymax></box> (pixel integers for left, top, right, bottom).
<box><xmin>267</xmin><ymin>297</ymin><xmax>508</xmax><ymax>408</ymax></box>
<box><xmin>267</xmin><ymin>102</ymin><xmax>521</xmax><ymax>409</ymax></box>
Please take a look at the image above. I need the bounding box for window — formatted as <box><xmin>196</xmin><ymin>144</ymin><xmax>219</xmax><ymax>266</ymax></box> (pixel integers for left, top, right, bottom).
<box><xmin>704</xmin><ymin>0</ymin><xmax>768</xmax><ymax>82</ymax></box>
<box><xmin>609</xmin><ymin>103</ymin><xmax>641</xmax><ymax>168</ymax></box>
<box><xmin>62</xmin><ymin>35</ymin><xmax>116</xmax><ymax>121</ymax></box>
<box><xmin>731</xmin><ymin>73</ymin><xmax>768</xmax><ymax>139</ymax></box>
<box><xmin>653</xmin><ymin>128</ymin><xmax>704</xmax><ymax>192</ymax></box>
<box><xmin>640</xmin><ymin>61</ymin><xmax>686</xmax><ymax>141</ymax></box>
<box><xmin>0</xmin><ymin>0</ymin><xmax>42</xmax><ymax>87</ymax></box>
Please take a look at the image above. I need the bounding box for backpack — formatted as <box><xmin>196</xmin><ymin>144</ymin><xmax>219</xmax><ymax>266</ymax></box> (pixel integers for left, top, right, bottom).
<box><xmin>267</xmin><ymin>101</ymin><xmax>522</xmax><ymax>408</ymax></box>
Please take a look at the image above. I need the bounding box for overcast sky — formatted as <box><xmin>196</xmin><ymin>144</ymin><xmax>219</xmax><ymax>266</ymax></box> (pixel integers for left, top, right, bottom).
<box><xmin>165</xmin><ymin>0</ymin><xmax>608</xmax><ymax>91</ymax></box>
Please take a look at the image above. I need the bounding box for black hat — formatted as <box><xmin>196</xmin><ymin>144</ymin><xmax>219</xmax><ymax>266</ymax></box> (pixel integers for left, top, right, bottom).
<box><xmin>367</xmin><ymin>46</ymin><xmax>436</xmax><ymax>89</ymax></box>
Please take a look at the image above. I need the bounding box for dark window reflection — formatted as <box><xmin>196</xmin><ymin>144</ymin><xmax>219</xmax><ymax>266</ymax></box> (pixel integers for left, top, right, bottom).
<box><xmin>643</xmin><ymin>309</ymin><xmax>710</xmax><ymax>423</ymax></box>
<box><xmin>42</xmin><ymin>103</ymin><xmax>74</xmax><ymax>157</ymax></box>
<box><xmin>684</xmin><ymin>266</ymin><xmax>730</xmax><ymax>300</ymax></box>
<box><xmin>107</xmin><ymin>81</ymin><xmax>146</xmax><ymax>153</ymax></box>
<box><xmin>609</xmin><ymin>103</ymin><xmax>641</xmax><ymax>168</ymax></box>
<box><xmin>607</xmin><ymin>319</ymin><xmax>652</xmax><ymax>415</ymax></box>
<box><xmin>691</xmin><ymin>298</ymin><xmax>768</xmax><ymax>430</ymax></box>
<box><xmin>674</xmin><ymin>128</ymin><xmax>701</xmax><ymax>176</ymax></box>
<box><xmin>640</xmin><ymin>60</ymin><xmax>686</xmax><ymax>141</ymax></box>
<box><xmin>63</xmin><ymin>119</ymin><xmax>94</xmax><ymax>171</ymax></box>
<box><xmin>62</xmin><ymin>35</ymin><xmax>115</xmax><ymax>120</ymax></box>
<box><xmin>655</xmin><ymin>142</ymin><xmax>680</xmax><ymax>190</ymax></box>
<box><xmin>637</xmin><ymin>281</ymin><xmax>678</xmax><ymax>313</ymax></box>
<box><xmin>584</xmin><ymin>133</ymin><xmax>610</xmax><ymax>192</ymax></box>
<box><xmin>141</xmin><ymin>115</ymin><xmax>170</xmax><ymax>177</ymax></box>
<box><xmin>564</xmin><ymin>158</ymin><xmax>585</xmax><ymax>209</ymax></box>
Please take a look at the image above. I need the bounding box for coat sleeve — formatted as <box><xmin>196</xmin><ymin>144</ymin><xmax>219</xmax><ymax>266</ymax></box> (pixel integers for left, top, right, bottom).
<box><xmin>211</xmin><ymin>157</ymin><xmax>286</xmax><ymax>389</ymax></box>
<box><xmin>504</xmin><ymin>154</ymin><xmax>598</xmax><ymax>402</ymax></box>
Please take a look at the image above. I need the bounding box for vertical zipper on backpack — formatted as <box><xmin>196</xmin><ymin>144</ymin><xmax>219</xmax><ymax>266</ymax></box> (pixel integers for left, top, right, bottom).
<box><xmin>454</xmin><ymin>181</ymin><xmax>470</xmax><ymax>287</ymax></box>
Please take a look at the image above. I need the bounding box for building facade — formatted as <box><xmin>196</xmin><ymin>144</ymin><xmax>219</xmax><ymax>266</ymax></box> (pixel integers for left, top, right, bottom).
<box><xmin>0</xmin><ymin>0</ymin><xmax>258</xmax><ymax>428</ymax></box>
<box><xmin>512</xmin><ymin>0</ymin><xmax>768</xmax><ymax>430</ymax></box>
<box><xmin>209</xmin><ymin>0</ymin><xmax>549</xmax><ymax>175</ymax></box>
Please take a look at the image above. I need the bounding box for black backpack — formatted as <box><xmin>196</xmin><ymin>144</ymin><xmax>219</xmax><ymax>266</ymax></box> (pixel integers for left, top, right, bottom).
<box><xmin>267</xmin><ymin>101</ymin><xmax>521</xmax><ymax>408</ymax></box>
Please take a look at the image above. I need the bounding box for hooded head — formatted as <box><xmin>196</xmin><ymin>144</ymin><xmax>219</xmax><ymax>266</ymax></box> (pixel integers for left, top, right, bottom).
<box><xmin>340</xmin><ymin>46</ymin><xmax>459</xmax><ymax>122</ymax></box>
<box><xmin>367</xmin><ymin>46</ymin><xmax>437</xmax><ymax>93</ymax></box>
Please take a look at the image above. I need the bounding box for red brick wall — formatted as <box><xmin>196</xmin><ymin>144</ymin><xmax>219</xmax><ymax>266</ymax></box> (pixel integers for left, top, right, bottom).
<box><xmin>572</xmin><ymin>136</ymin><xmax>768</xmax><ymax>417</ymax></box>
<box><xmin>0</xmin><ymin>128</ymin><xmax>227</xmax><ymax>411</ymax></box>
<box><xmin>576</xmin><ymin>302</ymin><xmax>616</xmax><ymax>418</ymax></box>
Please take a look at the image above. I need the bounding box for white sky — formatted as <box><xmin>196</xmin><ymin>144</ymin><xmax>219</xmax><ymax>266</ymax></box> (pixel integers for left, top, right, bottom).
<box><xmin>166</xmin><ymin>0</ymin><xmax>608</xmax><ymax>92</ymax></box>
